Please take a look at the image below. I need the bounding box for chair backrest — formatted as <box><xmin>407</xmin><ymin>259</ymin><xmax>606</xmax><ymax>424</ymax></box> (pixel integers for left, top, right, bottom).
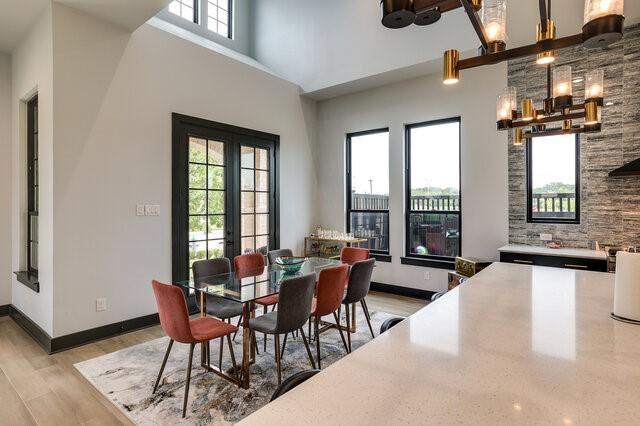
<box><xmin>234</xmin><ymin>253</ymin><xmax>265</xmax><ymax>279</ymax></box>
<box><xmin>151</xmin><ymin>280</ymin><xmax>193</xmax><ymax>344</ymax></box>
<box><xmin>344</xmin><ymin>258</ymin><xmax>376</xmax><ymax>304</ymax></box>
<box><xmin>193</xmin><ymin>257</ymin><xmax>231</xmax><ymax>280</ymax></box>
<box><xmin>275</xmin><ymin>273</ymin><xmax>316</xmax><ymax>333</ymax></box>
<box><xmin>341</xmin><ymin>247</ymin><xmax>370</xmax><ymax>265</ymax></box>
<box><xmin>270</xmin><ymin>369</ymin><xmax>321</xmax><ymax>401</ymax></box>
<box><xmin>314</xmin><ymin>264</ymin><xmax>349</xmax><ymax>317</ymax></box>
<box><xmin>267</xmin><ymin>248</ymin><xmax>293</xmax><ymax>265</ymax></box>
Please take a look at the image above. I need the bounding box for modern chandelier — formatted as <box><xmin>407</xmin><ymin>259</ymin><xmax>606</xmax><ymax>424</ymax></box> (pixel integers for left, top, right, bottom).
<box><xmin>381</xmin><ymin>0</ymin><xmax>625</xmax><ymax>144</ymax></box>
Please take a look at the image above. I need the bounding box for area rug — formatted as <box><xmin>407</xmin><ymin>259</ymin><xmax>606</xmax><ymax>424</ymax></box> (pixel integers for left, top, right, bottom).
<box><xmin>75</xmin><ymin>310</ymin><xmax>396</xmax><ymax>425</ymax></box>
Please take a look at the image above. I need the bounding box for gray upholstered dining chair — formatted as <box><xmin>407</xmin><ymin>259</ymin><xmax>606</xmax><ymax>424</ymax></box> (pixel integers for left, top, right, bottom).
<box><xmin>249</xmin><ymin>273</ymin><xmax>317</xmax><ymax>384</ymax></box>
<box><xmin>267</xmin><ymin>248</ymin><xmax>294</xmax><ymax>265</ymax></box>
<box><xmin>342</xmin><ymin>258</ymin><xmax>376</xmax><ymax>352</ymax></box>
<box><xmin>192</xmin><ymin>258</ymin><xmax>247</xmax><ymax>366</ymax></box>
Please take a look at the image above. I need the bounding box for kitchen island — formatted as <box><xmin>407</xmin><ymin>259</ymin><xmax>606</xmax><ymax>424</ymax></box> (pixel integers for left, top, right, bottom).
<box><xmin>239</xmin><ymin>262</ymin><xmax>640</xmax><ymax>425</ymax></box>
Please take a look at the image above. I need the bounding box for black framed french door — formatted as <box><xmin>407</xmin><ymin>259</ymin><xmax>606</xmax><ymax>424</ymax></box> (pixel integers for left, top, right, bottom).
<box><xmin>172</xmin><ymin>113</ymin><xmax>280</xmax><ymax>285</ymax></box>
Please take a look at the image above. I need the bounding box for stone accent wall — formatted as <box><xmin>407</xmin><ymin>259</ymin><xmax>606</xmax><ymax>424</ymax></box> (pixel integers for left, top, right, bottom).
<box><xmin>508</xmin><ymin>24</ymin><xmax>640</xmax><ymax>249</ymax></box>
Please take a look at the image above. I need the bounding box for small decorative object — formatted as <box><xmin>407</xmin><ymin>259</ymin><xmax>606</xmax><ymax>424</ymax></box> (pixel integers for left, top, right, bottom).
<box><xmin>546</xmin><ymin>240</ymin><xmax>563</xmax><ymax>249</ymax></box>
<box><xmin>275</xmin><ymin>256</ymin><xmax>307</xmax><ymax>274</ymax></box>
<box><xmin>415</xmin><ymin>245</ymin><xmax>428</xmax><ymax>255</ymax></box>
<box><xmin>448</xmin><ymin>271</ymin><xmax>468</xmax><ymax>290</ymax></box>
<box><xmin>454</xmin><ymin>256</ymin><xmax>491</xmax><ymax>278</ymax></box>
<box><xmin>611</xmin><ymin>251</ymin><xmax>640</xmax><ymax>325</ymax></box>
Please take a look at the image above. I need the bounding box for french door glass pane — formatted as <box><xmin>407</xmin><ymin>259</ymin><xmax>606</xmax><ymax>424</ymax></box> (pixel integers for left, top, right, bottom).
<box><xmin>189</xmin><ymin>216</ymin><xmax>206</xmax><ymax>241</ymax></box>
<box><xmin>256</xmin><ymin>235</ymin><xmax>269</xmax><ymax>253</ymax></box>
<box><xmin>241</xmin><ymin>146</ymin><xmax>254</xmax><ymax>168</ymax></box>
<box><xmin>256</xmin><ymin>148</ymin><xmax>269</xmax><ymax>170</ymax></box>
<box><xmin>241</xmin><ymin>169</ymin><xmax>254</xmax><ymax>190</ymax></box>
<box><xmin>241</xmin><ymin>191</ymin><xmax>255</xmax><ymax>213</ymax></box>
<box><xmin>207</xmin><ymin>190</ymin><xmax>225</xmax><ymax>214</ymax></box>
<box><xmin>241</xmin><ymin>214</ymin><xmax>255</xmax><ymax>236</ymax></box>
<box><xmin>208</xmin><ymin>141</ymin><xmax>225</xmax><ymax>165</ymax></box>
<box><xmin>208</xmin><ymin>166</ymin><xmax>224</xmax><ymax>189</ymax></box>
<box><xmin>189</xmin><ymin>190</ymin><xmax>206</xmax><ymax>214</ymax></box>
<box><xmin>207</xmin><ymin>215</ymin><xmax>224</xmax><ymax>239</ymax></box>
<box><xmin>189</xmin><ymin>138</ymin><xmax>207</xmax><ymax>163</ymax></box>
<box><xmin>256</xmin><ymin>171</ymin><xmax>269</xmax><ymax>191</ymax></box>
<box><xmin>242</xmin><ymin>237</ymin><xmax>255</xmax><ymax>253</ymax></box>
<box><xmin>256</xmin><ymin>214</ymin><xmax>269</xmax><ymax>235</ymax></box>
<box><xmin>256</xmin><ymin>192</ymin><xmax>268</xmax><ymax>213</ymax></box>
<box><xmin>189</xmin><ymin>164</ymin><xmax>206</xmax><ymax>188</ymax></box>
<box><xmin>208</xmin><ymin>239</ymin><xmax>224</xmax><ymax>259</ymax></box>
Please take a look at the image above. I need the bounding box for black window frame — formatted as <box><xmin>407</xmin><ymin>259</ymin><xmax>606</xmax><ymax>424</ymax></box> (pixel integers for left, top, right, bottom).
<box><xmin>526</xmin><ymin>134</ymin><xmax>581</xmax><ymax>224</ymax></box>
<box><xmin>402</xmin><ymin>117</ymin><xmax>462</xmax><ymax>270</ymax></box>
<box><xmin>345</xmin><ymin>128</ymin><xmax>391</xmax><ymax>261</ymax></box>
<box><xmin>15</xmin><ymin>94</ymin><xmax>40</xmax><ymax>292</ymax></box>
<box><xmin>166</xmin><ymin>0</ymin><xmax>233</xmax><ymax>40</ymax></box>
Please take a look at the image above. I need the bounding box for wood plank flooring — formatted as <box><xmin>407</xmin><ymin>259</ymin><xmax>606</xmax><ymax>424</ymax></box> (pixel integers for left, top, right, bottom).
<box><xmin>0</xmin><ymin>291</ymin><xmax>427</xmax><ymax>425</ymax></box>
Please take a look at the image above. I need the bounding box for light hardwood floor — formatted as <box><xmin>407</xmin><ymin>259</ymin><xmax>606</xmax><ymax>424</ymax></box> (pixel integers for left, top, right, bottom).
<box><xmin>0</xmin><ymin>291</ymin><xmax>427</xmax><ymax>425</ymax></box>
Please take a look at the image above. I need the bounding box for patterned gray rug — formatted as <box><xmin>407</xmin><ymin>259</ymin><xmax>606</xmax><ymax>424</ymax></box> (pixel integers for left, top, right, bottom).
<box><xmin>75</xmin><ymin>310</ymin><xmax>396</xmax><ymax>425</ymax></box>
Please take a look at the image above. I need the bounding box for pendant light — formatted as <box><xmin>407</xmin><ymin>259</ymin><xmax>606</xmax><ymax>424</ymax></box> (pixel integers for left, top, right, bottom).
<box><xmin>482</xmin><ymin>0</ymin><xmax>507</xmax><ymax>53</ymax></box>
<box><xmin>553</xmin><ymin>65</ymin><xmax>573</xmax><ymax>109</ymax></box>
<box><xmin>583</xmin><ymin>0</ymin><xmax>625</xmax><ymax>48</ymax></box>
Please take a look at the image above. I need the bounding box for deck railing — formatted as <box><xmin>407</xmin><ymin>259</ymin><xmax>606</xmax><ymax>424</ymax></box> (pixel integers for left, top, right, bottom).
<box><xmin>352</xmin><ymin>193</ymin><xmax>460</xmax><ymax>211</ymax></box>
<box><xmin>532</xmin><ymin>192</ymin><xmax>576</xmax><ymax>217</ymax></box>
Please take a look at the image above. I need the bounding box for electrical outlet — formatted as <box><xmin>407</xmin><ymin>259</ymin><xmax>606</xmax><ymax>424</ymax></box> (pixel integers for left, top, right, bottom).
<box><xmin>424</xmin><ymin>271</ymin><xmax>431</xmax><ymax>280</ymax></box>
<box><xmin>96</xmin><ymin>298</ymin><xmax>107</xmax><ymax>312</ymax></box>
<box><xmin>540</xmin><ymin>233</ymin><xmax>553</xmax><ymax>242</ymax></box>
<box><xmin>136</xmin><ymin>204</ymin><xmax>145</xmax><ymax>216</ymax></box>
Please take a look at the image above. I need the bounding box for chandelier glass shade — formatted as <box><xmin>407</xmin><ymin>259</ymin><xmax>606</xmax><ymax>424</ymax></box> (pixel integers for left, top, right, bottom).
<box><xmin>584</xmin><ymin>0</ymin><xmax>624</xmax><ymax>24</ymax></box>
<box><xmin>482</xmin><ymin>0</ymin><xmax>507</xmax><ymax>48</ymax></box>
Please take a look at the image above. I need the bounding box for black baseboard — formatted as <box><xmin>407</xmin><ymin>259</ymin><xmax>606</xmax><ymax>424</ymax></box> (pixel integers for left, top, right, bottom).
<box><xmin>50</xmin><ymin>312</ymin><xmax>160</xmax><ymax>353</ymax></box>
<box><xmin>6</xmin><ymin>304</ymin><xmax>160</xmax><ymax>354</ymax></box>
<box><xmin>0</xmin><ymin>304</ymin><xmax>11</xmax><ymax>316</ymax></box>
<box><xmin>370</xmin><ymin>282</ymin><xmax>435</xmax><ymax>300</ymax></box>
<box><xmin>9</xmin><ymin>305</ymin><xmax>53</xmax><ymax>353</ymax></box>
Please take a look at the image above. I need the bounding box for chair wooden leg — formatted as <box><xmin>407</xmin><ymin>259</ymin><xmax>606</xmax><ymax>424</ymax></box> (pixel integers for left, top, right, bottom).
<box><xmin>333</xmin><ymin>311</ymin><xmax>349</xmax><ymax>353</ymax></box>
<box><xmin>280</xmin><ymin>332</ymin><xmax>288</xmax><ymax>358</ymax></box>
<box><xmin>206</xmin><ymin>340</ymin><xmax>210</xmax><ymax>366</ymax></box>
<box><xmin>274</xmin><ymin>333</ymin><xmax>282</xmax><ymax>385</ymax></box>
<box><xmin>153</xmin><ymin>339</ymin><xmax>173</xmax><ymax>393</ymax></box>
<box><xmin>361</xmin><ymin>299</ymin><xmax>375</xmax><ymax>339</ymax></box>
<box><xmin>299</xmin><ymin>327</ymin><xmax>317</xmax><ymax>369</ymax></box>
<box><xmin>308</xmin><ymin>317</ymin><xmax>312</xmax><ymax>341</ymax></box>
<box><xmin>263</xmin><ymin>305</ymin><xmax>268</xmax><ymax>353</ymax></box>
<box><xmin>345</xmin><ymin>304</ymin><xmax>352</xmax><ymax>353</ymax></box>
<box><xmin>183</xmin><ymin>343</ymin><xmax>195</xmax><ymax>418</ymax></box>
<box><xmin>315</xmin><ymin>316</ymin><xmax>321</xmax><ymax>369</ymax></box>
<box><xmin>250</xmin><ymin>330</ymin><xmax>259</xmax><ymax>356</ymax></box>
<box><xmin>226</xmin><ymin>335</ymin><xmax>240</xmax><ymax>383</ymax></box>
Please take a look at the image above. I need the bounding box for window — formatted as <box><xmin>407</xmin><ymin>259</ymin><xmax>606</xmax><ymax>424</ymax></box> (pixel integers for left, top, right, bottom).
<box><xmin>15</xmin><ymin>95</ymin><xmax>40</xmax><ymax>292</ymax></box>
<box><xmin>527</xmin><ymin>134</ymin><xmax>580</xmax><ymax>223</ymax></box>
<box><xmin>172</xmin><ymin>113</ymin><xmax>279</xmax><ymax>286</ymax></box>
<box><xmin>405</xmin><ymin>118</ymin><xmax>461</xmax><ymax>267</ymax></box>
<box><xmin>168</xmin><ymin>0</ymin><xmax>197</xmax><ymax>23</ymax></box>
<box><xmin>166</xmin><ymin>0</ymin><xmax>232</xmax><ymax>39</ymax></box>
<box><xmin>346</xmin><ymin>129</ymin><xmax>390</xmax><ymax>255</ymax></box>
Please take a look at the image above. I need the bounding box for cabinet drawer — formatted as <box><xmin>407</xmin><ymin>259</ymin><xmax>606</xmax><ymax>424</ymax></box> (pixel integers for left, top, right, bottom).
<box><xmin>500</xmin><ymin>252</ymin><xmax>607</xmax><ymax>272</ymax></box>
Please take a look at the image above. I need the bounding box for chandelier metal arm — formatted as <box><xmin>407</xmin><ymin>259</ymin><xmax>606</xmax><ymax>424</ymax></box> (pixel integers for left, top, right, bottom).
<box><xmin>460</xmin><ymin>0</ymin><xmax>489</xmax><ymax>50</ymax></box>
<box><xmin>511</xmin><ymin>111</ymin><xmax>586</xmax><ymax>127</ymax></box>
<box><xmin>457</xmin><ymin>33</ymin><xmax>584</xmax><ymax>70</ymax></box>
<box><xmin>539</xmin><ymin>0</ymin><xmax>549</xmax><ymax>31</ymax></box>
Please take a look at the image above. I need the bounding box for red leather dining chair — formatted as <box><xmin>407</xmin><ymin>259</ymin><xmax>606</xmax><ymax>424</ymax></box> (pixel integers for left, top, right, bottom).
<box><xmin>234</xmin><ymin>253</ymin><xmax>278</xmax><ymax>351</ymax></box>
<box><xmin>310</xmin><ymin>264</ymin><xmax>350</xmax><ymax>368</ymax></box>
<box><xmin>340</xmin><ymin>247</ymin><xmax>370</xmax><ymax>265</ymax></box>
<box><xmin>151</xmin><ymin>280</ymin><xmax>239</xmax><ymax>418</ymax></box>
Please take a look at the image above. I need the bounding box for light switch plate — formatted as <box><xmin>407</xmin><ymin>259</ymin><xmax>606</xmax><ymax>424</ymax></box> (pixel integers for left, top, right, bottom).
<box><xmin>540</xmin><ymin>233</ymin><xmax>553</xmax><ymax>241</ymax></box>
<box><xmin>96</xmin><ymin>298</ymin><xmax>107</xmax><ymax>312</ymax></box>
<box><xmin>145</xmin><ymin>204</ymin><xmax>160</xmax><ymax>216</ymax></box>
<box><xmin>136</xmin><ymin>204</ymin><xmax>145</xmax><ymax>216</ymax></box>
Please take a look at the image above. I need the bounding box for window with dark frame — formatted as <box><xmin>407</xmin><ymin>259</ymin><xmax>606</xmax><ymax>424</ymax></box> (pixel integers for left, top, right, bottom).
<box><xmin>527</xmin><ymin>134</ymin><xmax>580</xmax><ymax>224</ymax></box>
<box><xmin>346</xmin><ymin>129</ymin><xmax>390</xmax><ymax>255</ymax></box>
<box><xmin>405</xmin><ymin>118</ymin><xmax>461</xmax><ymax>267</ymax></box>
<box><xmin>27</xmin><ymin>95</ymin><xmax>39</xmax><ymax>277</ymax></box>
<box><xmin>167</xmin><ymin>0</ymin><xmax>232</xmax><ymax>39</ymax></box>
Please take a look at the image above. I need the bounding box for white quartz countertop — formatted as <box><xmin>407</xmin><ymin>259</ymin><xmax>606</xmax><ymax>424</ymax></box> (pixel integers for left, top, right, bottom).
<box><xmin>239</xmin><ymin>263</ymin><xmax>640</xmax><ymax>425</ymax></box>
<box><xmin>499</xmin><ymin>243</ymin><xmax>607</xmax><ymax>260</ymax></box>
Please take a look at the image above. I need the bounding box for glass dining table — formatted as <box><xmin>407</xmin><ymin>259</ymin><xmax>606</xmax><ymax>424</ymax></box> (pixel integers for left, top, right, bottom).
<box><xmin>174</xmin><ymin>256</ymin><xmax>342</xmax><ymax>389</ymax></box>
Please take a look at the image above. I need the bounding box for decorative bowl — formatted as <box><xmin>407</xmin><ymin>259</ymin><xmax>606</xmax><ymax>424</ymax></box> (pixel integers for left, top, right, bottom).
<box><xmin>275</xmin><ymin>256</ymin><xmax>307</xmax><ymax>274</ymax></box>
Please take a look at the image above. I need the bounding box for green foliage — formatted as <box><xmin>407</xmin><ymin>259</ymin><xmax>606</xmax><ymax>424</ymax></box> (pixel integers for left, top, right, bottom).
<box><xmin>412</xmin><ymin>186</ymin><xmax>460</xmax><ymax>196</ymax></box>
<box><xmin>532</xmin><ymin>182</ymin><xmax>576</xmax><ymax>194</ymax></box>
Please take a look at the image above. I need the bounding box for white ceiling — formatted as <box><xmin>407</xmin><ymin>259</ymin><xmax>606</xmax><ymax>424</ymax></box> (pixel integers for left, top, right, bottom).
<box><xmin>0</xmin><ymin>0</ymin><xmax>171</xmax><ymax>53</ymax></box>
<box><xmin>0</xmin><ymin>0</ymin><xmax>48</xmax><ymax>53</ymax></box>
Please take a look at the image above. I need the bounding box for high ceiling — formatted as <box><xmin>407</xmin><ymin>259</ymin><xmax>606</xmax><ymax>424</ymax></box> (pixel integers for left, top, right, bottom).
<box><xmin>0</xmin><ymin>0</ymin><xmax>170</xmax><ymax>53</ymax></box>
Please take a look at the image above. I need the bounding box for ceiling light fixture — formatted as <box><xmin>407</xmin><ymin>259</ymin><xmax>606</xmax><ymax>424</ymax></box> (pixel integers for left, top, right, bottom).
<box><xmin>380</xmin><ymin>0</ymin><xmax>623</xmax><ymax>143</ymax></box>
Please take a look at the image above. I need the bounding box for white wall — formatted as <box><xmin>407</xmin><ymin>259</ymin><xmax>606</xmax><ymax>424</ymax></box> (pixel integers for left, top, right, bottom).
<box><xmin>252</xmin><ymin>0</ymin><xmax>476</xmax><ymax>93</ymax></box>
<box><xmin>315</xmin><ymin>64</ymin><xmax>509</xmax><ymax>292</ymax></box>
<box><xmin>49</xmin><ymin>3</ymin><xmax>317</xmax><ymax>337</ymax></box>
<box><xmin>11</xmin><ymin>5</ymin><xmax>54</xmax><ymax>335</ymax></box>
<box><xmin>0</xmin><ymin>52</ymin><xmax>11</xmax><ymax>306</ymax></box>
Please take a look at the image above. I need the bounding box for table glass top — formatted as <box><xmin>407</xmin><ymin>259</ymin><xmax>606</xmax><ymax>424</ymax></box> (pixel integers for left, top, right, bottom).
<box><xmin>174</xmin><ymin>257</ymin><xmax>341</xmax><ymax>303</ymax></box>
